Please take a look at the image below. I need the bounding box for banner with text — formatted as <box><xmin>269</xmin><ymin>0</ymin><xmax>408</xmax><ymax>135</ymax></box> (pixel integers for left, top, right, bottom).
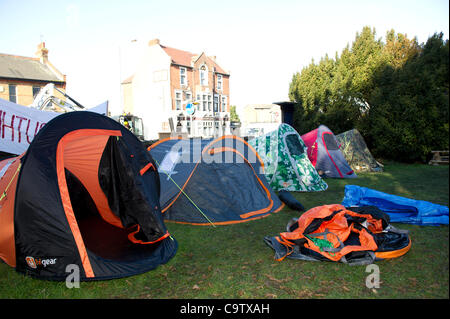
<box><xmin>0</xmin><ymin>98</ymin><xmax>109</xmax><ymax>155</ymax></box>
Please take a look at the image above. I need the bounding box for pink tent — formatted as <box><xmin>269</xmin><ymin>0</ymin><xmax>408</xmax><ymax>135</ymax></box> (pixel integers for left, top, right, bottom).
<box><xmin>301</xmin><ymin>125</ymin><xmax>356</xmax><ymax>178</ymax></box>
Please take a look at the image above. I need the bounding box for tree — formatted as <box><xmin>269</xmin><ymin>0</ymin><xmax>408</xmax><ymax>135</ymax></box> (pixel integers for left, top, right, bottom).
<box><xmin>229</xmin><ymin>105</ymin><xmax>241</xmax><ymax>123</ymax></box>
<box><xmin>363</xmin><ymin>32</ymin><xmax>449</xmax><ymax>162</ymax></box>
<box><xmin>290</xmin><ymin>26</ymin><xmax>384</xmax><ymax>134</ymax></box>
<box><xmin>383</xmin><ymin>29</ymin><xmax>420</xmax><ymax>68</ymax></box>
<box><xmin>289</xmin><ymin>27</ymin><xmax>449</xmax><ymax>162</ymax></box>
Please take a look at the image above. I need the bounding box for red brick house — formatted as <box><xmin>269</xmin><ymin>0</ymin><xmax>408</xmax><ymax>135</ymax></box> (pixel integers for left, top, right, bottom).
<box><xmin>122</xmin><ymin>39</ymin><xmax>231</xmax><ymax>139</ymax></box>
<box><xmin>0</xmin><ymin>42</ymin><xmax>66</xmax><ymax>106</ymax></box>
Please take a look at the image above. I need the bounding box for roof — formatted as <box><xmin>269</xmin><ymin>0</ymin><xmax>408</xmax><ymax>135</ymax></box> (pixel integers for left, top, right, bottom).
<box><xmin>121</xmin><ymin>74</ymin><xmax>134</xmax><ymax>84</ymax></box>
<box><xmin>273</xmin><ymin>101</ymin><xmax>297</xmax><ymax>111</ymax></box>
<box><xmin>0</xmin><ymin>54</ymin><xmax>65</xmax><ymax>83</ymax></box>
<box><xmin>161</xmin><ymin>46</ymin><xmax>195</xmax><ymax>68</ymax></box>
<box><xmin>161</xmin><ymin>45</ymin><xmax>229</xmax><ymax>75</ymax></box>
<box><xmin>244</xmin><ymin>103</ymin><xmax>280</xmax><ymax>110</ymax></box>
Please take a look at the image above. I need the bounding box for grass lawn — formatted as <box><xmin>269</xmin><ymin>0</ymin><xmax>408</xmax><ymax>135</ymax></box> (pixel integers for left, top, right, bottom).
<box><xmin>0</xmin><ymin>162</ymin><xmax>448</xmax><ymax>299</ymax></box>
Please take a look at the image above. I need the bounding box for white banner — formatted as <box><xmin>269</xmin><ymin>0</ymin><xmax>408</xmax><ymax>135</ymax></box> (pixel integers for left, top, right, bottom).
<box><xmin>87</xmin><ymin>100</ymin><xmax>108</xmax><ymax>116</ymax></box>
<box><xmin>0</xmin><ymin>98</ymin><xmax>109</xmax><ymax>155</ymax></box>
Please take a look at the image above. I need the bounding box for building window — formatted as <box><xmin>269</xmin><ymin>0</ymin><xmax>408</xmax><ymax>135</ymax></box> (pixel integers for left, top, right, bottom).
<box><xmin>202</xmin><ymin>94</ymin><xmax>207</xmax><ymax>111</ymax></box>
<box><xmin>32</xmin><ymin>86</ymin><xmax>41</xmax><ymax>99</ymax></box>
<box><xmin>221</xmin><ymin>95</ymin><xmax>227</xmax><ymax>112</ymax></box>
<box><xmin>185</xmin><ymin>91</ymin><xmax>192</xmax><ymax>104</ymax></box>
<box><xmin>196</xmin><ymin>94</ymin><xmax>201</xmax><ymax>111</ymax></box>
<box><xmin>8</xmin><ymin>84</ymin><xmax>17</xmax><ymax>103</ymax></box>
<box><xmin>180</xmin><ymin>67</ymin><xmax>187</xmax><ymax>86</ymax></box>
<box><xmin>208</xmin><ymin>94</ymin><xmax>212</xmax><ymax>111</ymax></box>
<box><xmin>200</xmin><ymin>65</ymin><xmax>208</xmax><ymax>86</ymax></box>
<box><xmin>213</xmin><ymin>94</ymin><xmax>219</xmax><ymax>113</ymax></box>
<box><xmin>217</xmin><ymin>74</ymin><xmax>223</xmax><ymax>90</ymax></box>
<box><xmin>186</xmin><ymin>118</ymin><xmax>191</xmax><ymax>134</ymax></box>
<box><xmin>175</xmin><ymin>90</ymin><xmax>182</xmax><ymax>110</ymax></box>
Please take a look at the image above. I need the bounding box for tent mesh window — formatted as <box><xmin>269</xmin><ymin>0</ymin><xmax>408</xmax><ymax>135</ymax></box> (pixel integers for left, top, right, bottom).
<box><xmin>285</xmin><ymin>134</ymin><xmax>305</xmax><ymax>156</ymax></box>
<box><xmin>323</xmin><ymin>133</ymin><xmax>339</xmax><ymax>150</ymax></box>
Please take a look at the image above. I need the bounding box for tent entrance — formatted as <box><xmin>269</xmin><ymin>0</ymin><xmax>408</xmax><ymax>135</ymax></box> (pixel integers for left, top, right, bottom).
<box><xmin>66</xmin><ymin>170</ymin><xmax>160</xmax><ymax>262</ymax></box>
<box><xmin>57</xmin><ymin>130</ymin><xmax>162</xmax><ymax>263</ymax></box>
<box><xmin>321</xmin><ymin>132</ymin><xmax>344</xmax><ymax>178</ymax></box>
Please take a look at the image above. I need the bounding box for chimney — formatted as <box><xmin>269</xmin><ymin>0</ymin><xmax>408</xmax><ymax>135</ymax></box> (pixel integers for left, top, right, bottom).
<box><xmin>35</xmin><ymin>42</ymin><xmax>48</xmax><ymax>64</ymax></box>
<box><xmin>148</xmin><ymin>39</ymin><xmax>160</xmax><ymax>46</ymax></box>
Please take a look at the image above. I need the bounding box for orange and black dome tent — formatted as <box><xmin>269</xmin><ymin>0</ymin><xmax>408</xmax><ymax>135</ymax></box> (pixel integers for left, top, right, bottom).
<box><xmin>0</xmin><ymin>111</ymin><xmax>177</xmax><ymax>281</ymax></box>
<box><xmin>148</xmin><ymin>136</ymin><xmax>284</xmax><ymax>225</ymax></box>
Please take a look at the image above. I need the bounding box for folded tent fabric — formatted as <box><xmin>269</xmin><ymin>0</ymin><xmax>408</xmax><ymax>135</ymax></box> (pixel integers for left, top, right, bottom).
<box><xmin>264</xmin><ymin>204</ymin><xmax>411</xmax><ymax>264</ymax></box>
<box><xmin>341</xmin><ymin>185</ymin><xmax>449</xmax><ymax>226</ymax></box>
<box><xmin>278</xmin><ymin>190</ymin><xmax>305</xmax><ymax>212</ymax></box>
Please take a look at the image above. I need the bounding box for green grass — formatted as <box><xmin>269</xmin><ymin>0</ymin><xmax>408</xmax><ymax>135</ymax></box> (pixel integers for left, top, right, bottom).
<box><xmin>0</xmin><ymin>163</ymin><xmax>448</xmax><ymax>299</ymax></box>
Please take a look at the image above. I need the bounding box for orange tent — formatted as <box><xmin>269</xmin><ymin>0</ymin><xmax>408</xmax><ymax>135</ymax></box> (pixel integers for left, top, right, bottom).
<box><xmin>0</xmin><ymin>111</ymin><xmax>177</xmax><ymax>281</ymax></box>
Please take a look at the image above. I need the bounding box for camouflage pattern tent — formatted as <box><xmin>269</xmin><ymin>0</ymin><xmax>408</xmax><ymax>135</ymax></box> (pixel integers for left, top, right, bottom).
<box><xmin>335</xmin><ymin>129</ymin><xmax>383</xmax><ymax>172</ymax></box>
<box><xmin>249</xmin><ymin>124</ymin><xmax>328</xmax><ymax>192</ymax></box>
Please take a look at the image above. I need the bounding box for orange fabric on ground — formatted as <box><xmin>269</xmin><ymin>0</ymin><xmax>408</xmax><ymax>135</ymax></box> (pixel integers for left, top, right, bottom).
<box><xmin>279</xmin><ymin>204</ymin><xmax>379</xmax><ymax>262</ymax></box>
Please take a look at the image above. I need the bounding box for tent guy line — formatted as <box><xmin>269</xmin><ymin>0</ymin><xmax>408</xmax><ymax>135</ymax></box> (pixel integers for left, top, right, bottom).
<box><xmin>153</xmin><ymin>157</ymin><xmax>216</xmax><ymax>227</ymax></box>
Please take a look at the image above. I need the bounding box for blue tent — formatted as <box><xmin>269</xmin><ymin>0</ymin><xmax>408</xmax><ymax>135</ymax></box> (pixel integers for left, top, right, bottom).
<box><xmin>148</xmin><ymin>136</ymin><xmax>284</xmax><ymax>225</ymax></box>
<box><xmin>342</xmin><ymin>185</ymin><xmax>449</xmax><ymax>226</ymax></box>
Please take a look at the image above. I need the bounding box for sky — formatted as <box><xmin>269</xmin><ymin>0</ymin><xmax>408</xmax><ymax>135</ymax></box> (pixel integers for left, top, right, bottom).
<box><xmin>0</xmin><ymin>0</ymin><xmax>448</xmax><ymax>117</ymax></box>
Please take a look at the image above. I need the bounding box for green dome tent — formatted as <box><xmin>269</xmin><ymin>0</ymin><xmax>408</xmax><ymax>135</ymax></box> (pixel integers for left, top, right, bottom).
<box><xmin>249</xmin><ymin>124</ymin><xmax>328</xmax><ymax>192</ymax></box>
<box><xmin>335</xmin><ymin>128</ymin><xmax>383</xmax><ymax>173</ymax></box>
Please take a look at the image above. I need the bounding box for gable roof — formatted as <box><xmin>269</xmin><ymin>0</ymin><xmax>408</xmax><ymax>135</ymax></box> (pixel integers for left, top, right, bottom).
<box><xmin>161</xmin><ymin>45</ymin><xmax>195</xmax><ymax>68</ymax></box>
<box><xmin>0</xmin><ymin>54</ymin><xmax>65</xmax><ymax>83</ymax></box>
<box><xmin>161</xmin><ymin>45</ymin><xmax>229</xmax><ymax>75</ymax></box>
<box><xmin>121</xmin><ymin>74</ymin><xmax>134</xmax><ymax>84</ymax></box>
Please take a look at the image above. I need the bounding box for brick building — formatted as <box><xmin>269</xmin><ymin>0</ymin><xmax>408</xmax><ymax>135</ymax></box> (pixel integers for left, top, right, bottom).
<box><xmin>122</xmin><ymin>39</ymin><xmax>230</xmax><ymax>140</ymax></box>
<box><xmin>0</xmin><ymin>42</ymin><xmax>66</xmax><ymax>106</ymax></box>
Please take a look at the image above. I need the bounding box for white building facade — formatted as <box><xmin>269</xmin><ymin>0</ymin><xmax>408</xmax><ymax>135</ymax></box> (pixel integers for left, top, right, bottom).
<box><xmin>122</xmin><ymin>39</ymin><xmax>231</xmax><ymax>140</ymax></box>
<box><xmin>241</xmin><ymin>104</ymin><xmax>282</xmax><ymax>139</ymax></box>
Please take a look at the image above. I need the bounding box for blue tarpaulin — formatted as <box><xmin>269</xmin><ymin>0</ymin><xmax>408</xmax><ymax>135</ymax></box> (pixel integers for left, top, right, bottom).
<box><xmin>341</xmin><ymin>185</ymin><xmax>449</xmax><ymax>226</ymax></box>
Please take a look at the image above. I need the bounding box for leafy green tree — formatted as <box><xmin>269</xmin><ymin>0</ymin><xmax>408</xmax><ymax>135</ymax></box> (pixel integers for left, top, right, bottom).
<box><xmin>363</xmin><ymin>32</ymin><xmax>448</xmax><ymax>162</ymax></box>
<box><xmin>229</xmin><ymin>105</ymin><xmax>241</xmax><ymax>123</ymax></box>
<box><xmin>289</xmin><ymin>27</ymin><xmax>449</xmax><ymax>163</ymax></box>
<box><xmin>383</xmin><ymin>29</ymin><xmax>420</xmax><ymax>68</ymax></box>
<box><xmin>290</xmin><ymin>26</ymin><xmax>384</xmax><ymax>133</ymax></box>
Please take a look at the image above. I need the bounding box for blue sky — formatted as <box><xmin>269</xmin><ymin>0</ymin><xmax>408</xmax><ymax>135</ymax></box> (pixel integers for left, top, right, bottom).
<box><xmin>1</xmin><ymin>0</ymin><xmax>448</xmax><ymax>116</ymax></box>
